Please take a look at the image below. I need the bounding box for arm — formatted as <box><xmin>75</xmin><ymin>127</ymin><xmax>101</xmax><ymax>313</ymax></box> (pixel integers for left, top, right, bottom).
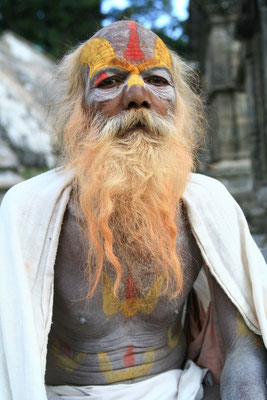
<box><xmin>210</xmin><ymin>273</ymin><xmax>267</xmax><ymax>400</ymax></box>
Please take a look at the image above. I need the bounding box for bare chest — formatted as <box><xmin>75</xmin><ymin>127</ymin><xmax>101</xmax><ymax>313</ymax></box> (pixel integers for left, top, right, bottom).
<box><xmin>45</xmin><ymin>200</ymin><xmax>203</xmax><ymax>385</ymax></box>
<box><xmin>52</xmin><ymin>200</ymin><xmax>202</xmax><ymax>330</ymax></box>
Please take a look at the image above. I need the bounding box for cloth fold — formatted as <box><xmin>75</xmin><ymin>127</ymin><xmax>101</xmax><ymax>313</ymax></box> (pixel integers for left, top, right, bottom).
<box><xmin>46</xmin><ymin>361</ymin><xmax>207</xmax><ymax>400</ymax></box>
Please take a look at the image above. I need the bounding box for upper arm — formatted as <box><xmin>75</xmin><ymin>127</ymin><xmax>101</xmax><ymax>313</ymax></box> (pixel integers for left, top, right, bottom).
<box><xmin>210</xmin><ymin>273</ymin><xmax>263</xmax><ymax>350</ymax></box>
<box><xmin>209</xmin><ymin>272</ymin><xmax>267</xmax><ymax>399</ymax></box>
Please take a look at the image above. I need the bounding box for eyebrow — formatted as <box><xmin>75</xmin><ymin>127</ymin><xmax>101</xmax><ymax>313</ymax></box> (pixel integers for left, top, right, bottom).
<box><xmin>91</xmin><ymin>67</ymin><xmax>129</xmax><ymax>86</ymax></box>
<box><xmin>141</xmin><ymin>67</ymin><xmax>173</xmax><ymax>79</ymax></box>
<box><xmin>90</xmin><ymin>65</ymin><xmax>173</xmax><ymax>88</ymax></box>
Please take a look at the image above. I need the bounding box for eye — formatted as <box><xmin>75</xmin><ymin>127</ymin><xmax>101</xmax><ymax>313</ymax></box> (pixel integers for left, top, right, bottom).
<box><xmin>145</xmin><ymin>76</ymin><xmax>169</xmax><ymax>86</ymax></box>
<box><xmin>97</xmin><ymin>76</ymin><xmax>123</xmax><ymax>89</ymax></box>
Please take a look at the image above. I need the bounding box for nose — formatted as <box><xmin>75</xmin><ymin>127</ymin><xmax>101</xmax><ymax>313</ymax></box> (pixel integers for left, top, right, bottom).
<box><xmin>122</xmin><ymin>85</ymin><xmax>151</xmax><ymax>111</ymax></box>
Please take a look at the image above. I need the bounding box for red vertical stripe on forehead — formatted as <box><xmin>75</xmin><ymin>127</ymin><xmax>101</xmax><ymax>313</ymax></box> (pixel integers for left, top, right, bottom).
<box><xmin>124</xmin><ymin>21</ymin><xmax>145</xmax><ymax>61</ymax></box>
<box><xmin>93</xmin><ymin>71</ymin><xmax>108</xmax><ymax>87</ymax></box>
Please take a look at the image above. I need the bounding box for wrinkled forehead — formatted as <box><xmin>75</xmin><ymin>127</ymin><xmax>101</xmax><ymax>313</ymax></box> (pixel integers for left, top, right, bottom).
<box><xmin>80</xmin><ymin>21</ymin><xmax>173</xmax><ymax>78</ymax></box>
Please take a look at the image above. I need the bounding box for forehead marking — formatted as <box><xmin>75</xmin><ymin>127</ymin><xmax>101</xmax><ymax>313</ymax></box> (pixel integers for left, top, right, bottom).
<box><xmin>127</xmin><ymin>74</ymin><xmax>144</xmax><ymax>86</ymax></box>
<box><xmin>124</xmin><ymin>21</ymin><xmax>145</xmax><ymax>62</ymax></box>
<box><xmin>80</xmin><ymin>36</ymin><xmax>173</xmax><ymax>85</ymax></box>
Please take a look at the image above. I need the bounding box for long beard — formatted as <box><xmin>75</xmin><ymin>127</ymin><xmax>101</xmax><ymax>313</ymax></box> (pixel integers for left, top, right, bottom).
<box><xmin>64</xmin><ymin>107</ymin><xmax>194</xmax><ymax>299</ymax></box>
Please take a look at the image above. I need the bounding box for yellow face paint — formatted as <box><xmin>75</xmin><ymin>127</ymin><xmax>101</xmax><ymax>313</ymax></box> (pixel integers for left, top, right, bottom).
<box><xmin>80</xmin><ymin>36</ymin><xmax>172</xmax><ymax>87</ymax></box>
<box><xmin>127</xmin><ymin>73</ymin><xmax>144</xmax><ymax>86</ymax></box>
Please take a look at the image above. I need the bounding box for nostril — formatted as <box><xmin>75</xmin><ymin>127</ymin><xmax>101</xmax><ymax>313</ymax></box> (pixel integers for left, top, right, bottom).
<box><xmin>128</xmin><ymin>101</ymin><xmax>137</xmax><ymax>109</ymax></box>
<box><xmin>127</xmin><ymin>101</ymin><xmax>150</xmax><ymax>110</ymax></box>
<box><xmin>141</xmin><ymin>101</ymin><xmax>150</xmax><ymax>109</ymax></box>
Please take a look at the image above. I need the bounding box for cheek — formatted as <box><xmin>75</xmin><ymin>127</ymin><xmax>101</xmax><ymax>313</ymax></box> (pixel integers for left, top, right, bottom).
<box><xmin>145</xmin><ymin>85</ymin><xmax>176</xmax><ymax>114</ymax></box>
<box><xmin>146</xmin><ymin>85</ymin><xmax>176</xmax><ymax>104</ymax></box>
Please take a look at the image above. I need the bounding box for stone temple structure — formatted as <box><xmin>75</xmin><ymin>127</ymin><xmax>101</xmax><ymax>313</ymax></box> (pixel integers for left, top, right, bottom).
<box><xmin>0</xmin><ymin>32</ymin><xmax>55</xmax><ymax>200</ymax></box>
<box><xmin>188</xmin><ymin>0</ymin><xmax>267</xmax><ymax>256</ymax></box>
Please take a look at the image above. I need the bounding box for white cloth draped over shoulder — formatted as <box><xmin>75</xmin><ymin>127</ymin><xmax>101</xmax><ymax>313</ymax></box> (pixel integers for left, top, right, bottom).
<box><xmin>0</xmin><ymin>167</ymin><xmax>266</xmax><ymax>400</ymax></box>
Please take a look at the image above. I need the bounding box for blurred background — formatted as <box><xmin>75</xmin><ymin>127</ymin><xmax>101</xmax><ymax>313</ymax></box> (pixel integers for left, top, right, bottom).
<box><xmin>0</xmin><ymin>0</ymin><xmax>266</xmax><ymax>256</ymax></box>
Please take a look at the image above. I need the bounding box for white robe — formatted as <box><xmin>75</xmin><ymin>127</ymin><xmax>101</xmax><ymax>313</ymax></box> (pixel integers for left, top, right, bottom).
<box><xmin>0</xmin><ymin>167</ymin><xmax>266</xmax><ymax>400</ymax></box>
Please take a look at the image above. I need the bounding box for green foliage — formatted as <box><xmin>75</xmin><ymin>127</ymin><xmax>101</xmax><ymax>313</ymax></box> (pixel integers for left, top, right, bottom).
<box><xmin>0</xmin><ymin>0</ymin><xmax>189</xmax><ymax>58</ymax></box>
<box><xmin>19</xmin><ymin>168</ymin><xmax>49</xmax><ymax>180</ymax></box>
<box><xmin>103</xmin><ymin>0</ymin><xmax>189</xmax><ymax>57</ymax></box>
<box><xmin>0</xmin><ymin>0</ymin><xmax>103</xmax><ymax>58</ymax></box>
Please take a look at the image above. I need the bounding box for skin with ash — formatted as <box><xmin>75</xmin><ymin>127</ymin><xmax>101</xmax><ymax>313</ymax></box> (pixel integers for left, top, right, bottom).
<box><xmin>45</xmin><ymin>21</ymin><xmax>267</xmax><ymax>399</ymax></box>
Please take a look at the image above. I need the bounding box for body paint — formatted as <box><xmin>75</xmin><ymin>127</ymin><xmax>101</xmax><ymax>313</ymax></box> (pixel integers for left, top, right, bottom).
<box><xmin>50</xmin><ymin>338</ymin><xmax>86</xmax><ymax>372</ymax></box>
<box><xmin>98</xmin><ymin>349</ymin><xmax>154</xmax><ymax>383</ymax></box>
<box><xmin>89</xmin><ymin>81</ymin><xmax>175</xmax><ymax>105</ymax></box>
<box><xmin>123</xmin><ymin>344</ymin><xmax>135</xmax><ymax>367</ymax></box>
<box><xmin>101</xmin><ymin>272</ymin><xmax>164</xmax><ymax>318</ymax></box>
<box><xmin>80</xmin><ymin>21</ymin><xmax>176</xmax><ymax>107</ymax></box>
<box><xmin>80</xmin><ymin>36</ymin><xmax>172</xmax><ymax>79</ymax></box>
<box><xmin>236</xmin><ymin>312</ymin><xmax>262</xmax><ymax>347</ymax></box>
<box><xmin>124</xmin><ymin>21</ymin><xmax>145</xmax><ymax>62</ymax></box>
<box><xmin>168</xmin><ymin>315</ymin><xmax>183</xmax><ymax>348</ymax></box>
<box><xmin>88</xmin><ymin>67</ymin><xmax>176</xmax><ymax>105</ymax></box>
<box><xmin>93</xmin><ymin>72</ymin><xmax>109</xmax><ymax>87</ymax></box>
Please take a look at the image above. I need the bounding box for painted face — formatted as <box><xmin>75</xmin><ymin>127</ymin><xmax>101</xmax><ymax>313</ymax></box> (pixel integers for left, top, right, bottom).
<box><xmin>80</xmin><ymin>21</ymin><xmax>176</xmax><ymax>117</ymax></box>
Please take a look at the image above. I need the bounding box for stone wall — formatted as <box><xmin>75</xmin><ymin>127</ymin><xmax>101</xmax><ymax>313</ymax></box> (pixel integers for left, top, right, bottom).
<box><xmin>189</xmin><ymin>0</ymin><xmax>267</xmax><ymax>242</ymax></box>
<box><xmin>0</xmin><ymin>32</ymin><xmax>55</xmax><ymax>199</ymax></box>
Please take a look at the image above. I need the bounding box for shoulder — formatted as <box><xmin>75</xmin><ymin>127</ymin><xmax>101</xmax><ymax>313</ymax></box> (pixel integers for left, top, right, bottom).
<box><xmin>185</xmin><ymin>173</ymin><xmax>237</xmax><ymax>205</ymax></box>
<box><xmin>1</xmin><ymin>167</ymin><xmax>74</xmax><ymax>214</ymax></box>
<box><xmin>183</xmin><ymin>172</ymin><xmax>245</xmax><ymax>223</ymax></box>
<box><xmin>186</xmin><ymin>172</ymin><xmax>230</xmax><ymax>193</ymax></box>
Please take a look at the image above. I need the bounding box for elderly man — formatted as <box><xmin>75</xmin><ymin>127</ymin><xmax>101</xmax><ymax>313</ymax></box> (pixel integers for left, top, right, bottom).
<box><xmin>0</xmin><ymin>21</ymin><xmax>266</xmax><ymax>400</ymax></box>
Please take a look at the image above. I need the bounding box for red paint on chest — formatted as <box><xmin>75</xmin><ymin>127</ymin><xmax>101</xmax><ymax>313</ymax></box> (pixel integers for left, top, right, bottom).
<box><xmin>124</xmin><ymin>21</ymin><xmax>145</xmax><ymax>62</ymax></box>
<box><xmin>93</xmin><ymin>71</ymin><xmax>109</xmax><ymax>87</ymax></box>
<box><xmin>62</xmin><ymin>340</ymin><xmax>72</xmax><ymax>357</ymax></box>
<box><xmin>123</xmin><ymin>344</ymin><xmax>135</xmax><ymax>367</ymax></box>
<box><xmin>125</xmin><ymin>274</ymin><xmax>137</xmax><ymax>299</ymax></box>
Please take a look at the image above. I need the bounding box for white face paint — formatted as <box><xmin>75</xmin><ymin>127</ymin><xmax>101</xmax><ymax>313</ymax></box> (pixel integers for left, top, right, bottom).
<box><xmin>86</xmin><ymin>68</ymin><xmax>126</xmax><ymax>103</ymax></box>
<box><xmin>140</xmin><ymin>67</ymin><xmax>176</xmax><ymax>103</ymax></box>
<box><xmin>85</xmin><ymin>66</ymin><xmax>176</xmax><ymax>108</ymax></box>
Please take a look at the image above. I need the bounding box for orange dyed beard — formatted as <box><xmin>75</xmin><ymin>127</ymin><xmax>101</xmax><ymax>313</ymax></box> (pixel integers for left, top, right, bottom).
<box><xmin>64</xmin><ymin>106</ymin><xmax>193</xmax><ymax>300</ymax></box>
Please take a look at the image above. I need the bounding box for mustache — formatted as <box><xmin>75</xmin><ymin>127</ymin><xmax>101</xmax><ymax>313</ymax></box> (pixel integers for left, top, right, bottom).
<box><xmin>90</xmin><ymin>109</ymin><xmax>175</xmax><ymax>140</ymax></box>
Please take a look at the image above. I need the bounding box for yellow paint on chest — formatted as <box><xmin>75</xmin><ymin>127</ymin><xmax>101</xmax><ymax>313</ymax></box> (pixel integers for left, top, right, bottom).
<box><xmin>168</xmin><ymin>319</ymin><xmax>183</xmax><ymax>348</ymax></box>
<box><xmin>50</xmin><ymin>338</ymin><xmax>86</xmax><ymax>372</ymax></box>
<box><xmin>98</xmin><ymin>350</ymin><xmax>155</xmax><ymax>383</ymax></box>
<box><xmin>101</xmin><ymin>272</ymin><xmax>164</xmax><ymax>318</ymax></box>
<box><xmin>236</xmin><ymin>312</ymin><xmax>262</xmax><ymax>347</ymax></box>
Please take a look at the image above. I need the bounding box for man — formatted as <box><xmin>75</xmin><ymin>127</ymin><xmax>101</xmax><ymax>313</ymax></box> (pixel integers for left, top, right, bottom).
<box><xmin>0</xmin><ymin>21</ymin><xmax>266</xmax><ymax>400</ymax></box>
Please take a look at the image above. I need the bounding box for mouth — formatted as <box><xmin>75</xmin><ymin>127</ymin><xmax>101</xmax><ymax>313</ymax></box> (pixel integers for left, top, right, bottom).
<box><xmin>116</xmin><ymin>122</ymin><xmax>149</xmax><ymax>138</ymax></box>
<box><xmin>134</xmin><ymin>122</ymin><xmax>147</xmax><ymax>129</ymax></box>
<box><xmin>127</xmin><ymin>121</ymin><xmax>148</xmax><ymax>132</ymax></box>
